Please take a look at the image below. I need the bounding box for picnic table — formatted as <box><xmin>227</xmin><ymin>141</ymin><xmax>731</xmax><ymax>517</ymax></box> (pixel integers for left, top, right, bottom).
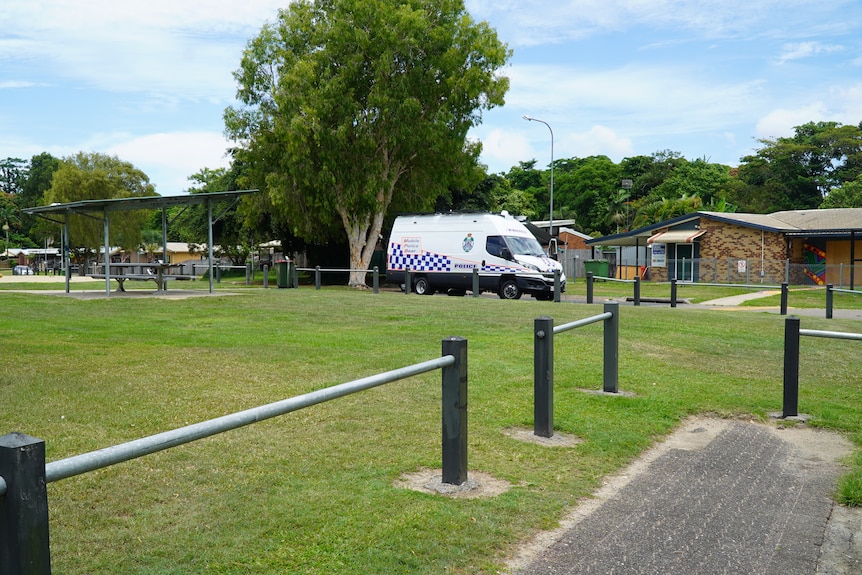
<box><xmin>89</xmin><ymin>262</ymin><xmax>194</xmax><ymax>293</ymax></box>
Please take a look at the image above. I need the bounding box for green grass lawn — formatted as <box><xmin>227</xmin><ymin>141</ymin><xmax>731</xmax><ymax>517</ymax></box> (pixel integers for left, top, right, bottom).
<box><xmin>1</xmin><ymin>286</ymin><xmax>860</xmax><ymax>574</ymax></box>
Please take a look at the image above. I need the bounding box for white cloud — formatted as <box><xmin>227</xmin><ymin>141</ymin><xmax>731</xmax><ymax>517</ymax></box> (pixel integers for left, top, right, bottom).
<box><xmin>755</xmin><ymin>81</ymin><xmax>862</xmax><ymax>140</ymax></box>
<box><xmin>566</xmin><ymin>125</ymin><xmax>634</xmax><ymax>160</ymax></box>
<box><xmin>105</xmin><ymin>131</ymin><xmax>232</xmax><ymax>195</ymax></box>
<box><xmin>0</xmin><ymin>1</ymin><xmax>288</xmax><ymax>100</ymax></box>
<box><xmin>466</xmin><ymin>0</ymin><xmax>825</xmax><ymax>46</ymax></box>
<box><xmin>508</xmin><ymin>63</ymin><xmax>766</xmax><ymax>136</ymax></box>
<box><xmin>477</xmin><ymin>129</ymin><xmax>533</xmax><ymax>173</ymax></box>
<box><xmin>0</xmin><ymin>81</ymin><xmax>38</xmax><ymax>89</ymax></box>
<box><xmin>775</xmin><ymin>41</ymin><xmax>843</xmax><ymax>64</ymax></box>
<box><xmin>755</xmin><ymin>104</ymin><xmax>829</xmax><ymax>139</ymax></box>
<box><xmin>829</xmin><ymin>83</ymin><xmax>862</xmax><ymax>121</ymax></box>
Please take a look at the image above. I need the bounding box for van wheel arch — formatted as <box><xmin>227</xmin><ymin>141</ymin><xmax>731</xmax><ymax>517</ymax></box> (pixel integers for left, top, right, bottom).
<box><xmin>498</xmin><ymin>278</ymin><xmax>522</xmax><ymax>300</ymax></box>
<box><xmin>414</xmin><ymin>275</ymin><xmax>435</xmax><ymax>295</ymax></box>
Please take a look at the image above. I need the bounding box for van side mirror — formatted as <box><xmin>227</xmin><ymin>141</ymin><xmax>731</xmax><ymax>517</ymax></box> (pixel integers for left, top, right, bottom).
<box><xmin>501</xmin><ymin>248</ymin><xmax>512</xmax><ymax>261</ymax></box>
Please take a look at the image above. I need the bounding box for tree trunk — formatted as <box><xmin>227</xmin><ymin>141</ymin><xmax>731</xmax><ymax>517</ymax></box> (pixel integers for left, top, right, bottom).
<box><xmin>341</xmin><ymin>209</ymin><xmax>385</xmax><ymax>289</ymax></box>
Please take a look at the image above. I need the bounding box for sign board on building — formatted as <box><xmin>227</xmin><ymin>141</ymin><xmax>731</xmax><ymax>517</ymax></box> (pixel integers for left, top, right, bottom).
<box><xmin>651</xmin><ymin>243</ymin><xmax>666</xmax><ymax>268</ymax></box>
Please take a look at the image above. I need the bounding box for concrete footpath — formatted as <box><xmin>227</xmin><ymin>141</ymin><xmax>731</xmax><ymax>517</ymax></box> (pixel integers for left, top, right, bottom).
<box><xmin>698</xmin><ymin>289</ymin><xmax>862</xmax><ymax>320</ymax></box>
<box><xmin>507</xmin><ymin>418</ymin><xmax>862</xmax><ymax>575</ymax></box>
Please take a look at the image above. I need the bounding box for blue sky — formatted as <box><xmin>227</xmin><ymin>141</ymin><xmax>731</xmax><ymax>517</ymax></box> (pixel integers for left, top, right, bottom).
<box><xmin>1</xmin><ymin>0</ymin><xmax>861</xmax><ymax>196</ymax></box>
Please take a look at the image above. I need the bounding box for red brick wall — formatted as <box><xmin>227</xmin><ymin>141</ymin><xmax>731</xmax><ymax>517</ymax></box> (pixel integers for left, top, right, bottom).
<box><xmin>647</xmin><ymin>218</ymin><xmax>789</xmax><ymax>282</ymax></box>
<box><xmin>698</xmin><ymin>219</ymin><xmax>787</xmax><ymax>281</ymax></box>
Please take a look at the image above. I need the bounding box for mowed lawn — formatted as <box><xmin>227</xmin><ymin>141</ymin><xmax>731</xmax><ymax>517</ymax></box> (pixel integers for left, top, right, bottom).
<box><xmin>1</xmin><ymin>286</ymin><xmax>860</xmax><ymax>574</ymax></box>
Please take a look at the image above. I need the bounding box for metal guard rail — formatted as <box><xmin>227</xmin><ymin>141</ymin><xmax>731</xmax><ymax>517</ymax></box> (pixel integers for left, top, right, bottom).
<box><xmin>294</xmin><ymin>266</ymin><xmax>381</xmax><ymax>292</ymax></box>
<box><xmin>533</xmin><ymin>303</ymin><xmax>620</xmax><ymax>439</ymax></box>
<box><xmin>825</xmin><ymin>284</ymin><xmax>862</xmax><ymax>319</ymax></box>
<box><xmin>44</xmin><ymin>356</ymin><xmax>455</xmax><ymax>484</ymax></box>
<box><xmin>799</xmin><ymin>329</ymin><xmax>862</xmax><ymax>341</ymax></box>
<box><xmin>554</xmin><ymin>312</ymin><xmax>613</xmax><ymax>334</ymax></box>
<box><xmin>0</xmin><ymin>355</ymin><xmax>457</xmax><ymax>497</ymax></box>
<box><xmin>0</xmin><ymin>338</ymin><xmax>469</xmax><ymax>573</ymax></box>
<box><xmin>783</xmin><ymin>316</ymin><xmax>861</xmax><ymax>417</ymax></box>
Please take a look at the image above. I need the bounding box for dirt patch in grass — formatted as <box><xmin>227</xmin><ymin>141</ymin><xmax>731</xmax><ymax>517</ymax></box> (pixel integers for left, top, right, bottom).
<box><xmin>394</xmin><ymin>468</ymin><xmax>512</xmax><ymax>499</ymax></box>
<box><xmin>502</xmin><ymin>427</ymin><xmax>583</xmax><ymax>448</ymax></box>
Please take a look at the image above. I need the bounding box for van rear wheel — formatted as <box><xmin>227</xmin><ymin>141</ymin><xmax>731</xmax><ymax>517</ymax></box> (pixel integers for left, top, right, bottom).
<box><xmin>414</xmin><ymin>276</ymin><xmax>435</xmax><ymax>295</ymax></box>
<box><xmin>498</xmin><ymin>279</ymin><xmax>522</xmax><ymax>300</ymax></box>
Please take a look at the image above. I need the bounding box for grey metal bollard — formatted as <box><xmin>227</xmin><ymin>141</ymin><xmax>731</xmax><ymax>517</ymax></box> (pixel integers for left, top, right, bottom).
<box><xmin>246</xmin><ymin>263</ymin><xmax>251</xmax><ymax>286</ymax></box>
<box><xmin>670</xmin><ymin>279</ymin><xmax>678</xmax><ymax>308</ymax></box>
<box><xmin>373</xmin><ymin>266</ymin><xmax>379</xmax><ymax>294</ymax></box>
<box><xmin>472</xmin><ymin>267</ymin><xmax>480</xmax><ymax>298</ymax></box>
<box><xmin>533</xmin><ymin>317</ymin><xmax>554</xmax><ymax>438</ymax></box>
<box><xmin>315</xmin><ymin>266</ymin><xmax>321</xmax><ymax>290</ymax></box>
<box><xmin>441</xmin><ymin>337</ymin><xmax>468</xmax><ymax>485</ymax></box>
<box><xmin>603</xmin><ymin>302</ymin><xmax>619</xmax><ymax>393</ymax></box>
<box><xmin>783</xmin><ymin>316</ymin><xmax>800</xmax><ymax>417</ymax></box>
<box><xmin>404</xmin><ymin>267</ymin><xmax>412</xmax><ymax>294</ymax></box>
<box><xmin>633</xmin><ymin>276</ymin><xmax>641</xmax><ymax>306</ymax></box>
<box><xmin>586</xmin><ymin>272</ymin><xmax>594</xmax><ymax>304</ymax></box>
<box><xmin>826</xmin><ymin>284</ymin><xmax>834</xmax><ymax>319</ymax></box>
<box><xmin>0</xmin><ymin>433</ymin><xmax>51</xmax><ymax>575</ymax></box>
<box><xmin>263</xmin><ymin>264</ymin><xmax>269</xmax><ymax>289</ymax></box>
<box><xmin>553</xmin><ymin>269</ymin><xmax>561</xmax><ymax>303</ymax></box>
<box><xmin>780</xmin><ymin>283</ymin><xmax>788</xmax><ymax>315</ymax></box>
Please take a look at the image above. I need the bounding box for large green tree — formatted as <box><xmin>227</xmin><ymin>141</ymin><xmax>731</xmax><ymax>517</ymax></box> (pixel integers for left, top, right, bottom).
<box><xmin>737</xmin><ymin>121</ymin><xmax>862</xmax><ymax>212</ymax></box>
<box><xmin>225</xmin><ymin>0</ymin><xmax>510</xmax><ymax>287</ymax></box>
<box><xmin>43</xmin><ymin>152</ymin><xmax>156</xmax><ymax>258</ymax></box>
<box><xmin>0</xmin><ymin>158</ymin><xmax>27</xmax><ymax>195</ymax></box>
<box><xmin>820</xmin><ymin>174</ymin><xmax>862</xmax><ymax>208</ymax></box>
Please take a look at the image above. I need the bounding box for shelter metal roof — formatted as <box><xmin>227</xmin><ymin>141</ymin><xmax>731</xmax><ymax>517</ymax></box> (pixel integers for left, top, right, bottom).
<box><xmin>22</xmin><ymin>189</ymin><xmax>259</xmax><ymax>297</ymax></box>
<box><xmin>23</xmin><ymin>189</ymin><xmax>258</xmax><ymax>217</ymax></box>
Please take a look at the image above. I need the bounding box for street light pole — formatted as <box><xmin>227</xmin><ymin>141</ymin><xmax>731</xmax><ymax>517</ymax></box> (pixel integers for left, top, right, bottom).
<box><xmin>523</xmin><ymin>115</ymin><xmax>554</xmax><ymax>251</ymax></box>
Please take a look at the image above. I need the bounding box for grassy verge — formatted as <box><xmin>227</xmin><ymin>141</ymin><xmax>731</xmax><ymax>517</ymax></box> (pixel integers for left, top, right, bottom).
<box><xmin>1</xmin><ymin>287</ymin><xmax>860</xmax><ymax>574</ymax></box>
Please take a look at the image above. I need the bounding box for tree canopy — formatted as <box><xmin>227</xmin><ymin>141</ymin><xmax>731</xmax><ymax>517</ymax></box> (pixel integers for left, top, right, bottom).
<box><xmin>44</xmin><ymin>152</ymin><xmax>156</xmax><ymax>256</ymax></box>
<box><xmin>224</xmin><ymin>0</ymin><xmax>510</xmax><ymax>286</ymax></box>
<box><xmin>736</xmin><ymin>121</ymin><xmax>862</xmax><ymax>211</ymax></box>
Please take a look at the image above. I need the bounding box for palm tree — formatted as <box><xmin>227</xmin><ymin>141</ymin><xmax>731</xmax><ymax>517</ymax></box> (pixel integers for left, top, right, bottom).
<box><xmin>606</xmin><ymin>188</ymin><xmax>631</xmax><ymax>233</ymax></box>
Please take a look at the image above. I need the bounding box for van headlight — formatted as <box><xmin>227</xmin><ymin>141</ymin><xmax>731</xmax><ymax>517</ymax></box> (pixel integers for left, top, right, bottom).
<box><xmin>523</xmin><ymin>262</ymin><xmax>541</xmax><ymax>272</ymax></box>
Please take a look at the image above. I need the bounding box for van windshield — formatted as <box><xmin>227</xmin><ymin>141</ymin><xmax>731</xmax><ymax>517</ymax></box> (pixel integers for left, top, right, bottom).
<box><xmin>505</xmin><ymin>236</ymin><xmax>545</xmax><ymax>257</ymax></box>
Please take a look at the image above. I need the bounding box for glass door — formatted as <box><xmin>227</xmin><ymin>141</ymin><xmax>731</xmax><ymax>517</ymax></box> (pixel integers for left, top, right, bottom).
<box><xmin>675</xmin><ymin>244</ymin><xmax>694</xmax><ymax>282</ymax></box>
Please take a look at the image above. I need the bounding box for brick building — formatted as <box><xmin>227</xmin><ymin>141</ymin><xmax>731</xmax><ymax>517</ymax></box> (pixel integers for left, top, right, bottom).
<box><xmin>586</xmin><ymin>208</ymin><xmax>862</xmax><ymax>287</ymax></box>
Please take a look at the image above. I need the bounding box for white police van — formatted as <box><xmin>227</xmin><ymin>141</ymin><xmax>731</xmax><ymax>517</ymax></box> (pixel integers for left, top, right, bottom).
<box><xmin>386</xmin><ymin>212</ymin><xmax>565</xmax><ymax>299</ymax></box>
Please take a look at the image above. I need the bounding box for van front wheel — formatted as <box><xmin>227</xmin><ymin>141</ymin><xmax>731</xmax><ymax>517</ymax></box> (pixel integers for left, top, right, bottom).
<box><xmin>414</xmin><ymin>276</ymin><xmax>435</xmax><ymax>295</ymax></box>
<box><xmin>498</xmin><ymin>280</ymin><xmax>522</xmax><ymax>300</ymax></box>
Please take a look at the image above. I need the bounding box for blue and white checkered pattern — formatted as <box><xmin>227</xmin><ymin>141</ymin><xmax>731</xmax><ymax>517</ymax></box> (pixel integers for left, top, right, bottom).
<box><xmin>389</xmin><ymin>243</ymin><xmax>452</xmax><ymax>272</ymax></box>
<box><xmin>482</xmin><ymin>264</ymin><xmax>522</xmax><ymax>273</ymax></box>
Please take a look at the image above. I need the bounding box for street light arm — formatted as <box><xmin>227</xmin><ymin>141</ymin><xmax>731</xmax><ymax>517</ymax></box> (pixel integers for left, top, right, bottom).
<box><xmin>523</xmin><ymin>115</ymin><xmax>555</xmax><ymax>242</ymax></box>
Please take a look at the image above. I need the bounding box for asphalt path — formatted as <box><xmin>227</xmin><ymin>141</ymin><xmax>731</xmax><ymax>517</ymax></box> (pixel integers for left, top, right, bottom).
<box><xmin>507</xmin><ymin>418</ymin><xmax>862</xmax><ymax>575</ymax></box>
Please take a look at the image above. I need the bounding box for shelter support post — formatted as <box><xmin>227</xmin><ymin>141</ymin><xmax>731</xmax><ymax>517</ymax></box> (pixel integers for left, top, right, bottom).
<box><xmin>207</xmin><ymin>199</ymin><xmax>214</xmax><ymax>294</ymax></box>
<box><xmin>103</xmin><ymin>212</ymin><xmax>111</xmax><ymax>296</ymax></box>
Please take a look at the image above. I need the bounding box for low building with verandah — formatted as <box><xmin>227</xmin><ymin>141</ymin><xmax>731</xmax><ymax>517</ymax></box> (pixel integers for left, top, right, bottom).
<box><xmin>586</xmin><ymin>208</ymin><xmax>862</xmax><ymax>288</ymax></box>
